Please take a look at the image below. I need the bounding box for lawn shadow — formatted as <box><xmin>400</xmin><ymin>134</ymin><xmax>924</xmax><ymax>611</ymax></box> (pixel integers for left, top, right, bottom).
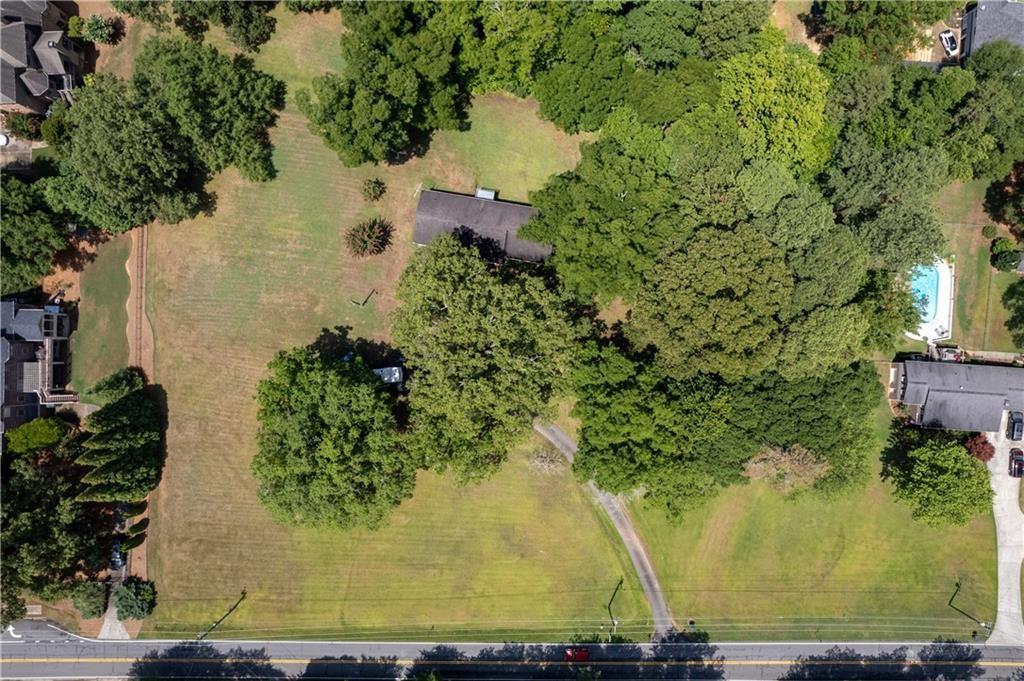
<box><xmin>1002</xmin><ymin>279</ymin><xmax>1024</xmax><ymax>349</ymax></box>
<box><xmin>778</xmin><ymin>640</ymin><xmax>985</xmax><ymax>680</ymax></box>
<box><xmin>309</xmin><ymin>325</ymin><xmax>402</xmax><ymax>368</ymax></box>
<box><xmin>128</xmin><ymin>642</ymin><xmax>285</xmax><ymax>679</ymax></box>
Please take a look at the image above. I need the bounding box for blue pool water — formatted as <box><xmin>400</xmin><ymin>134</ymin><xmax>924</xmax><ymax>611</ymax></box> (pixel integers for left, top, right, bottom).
<box><xmin>910</xmin><ymin>264</ymin><xmax>939</xmax><ymax>324</ymax></box>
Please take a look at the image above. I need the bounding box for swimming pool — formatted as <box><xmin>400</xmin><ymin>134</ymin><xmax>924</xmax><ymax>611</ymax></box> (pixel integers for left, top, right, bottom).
<box><xmin>910</xmin><ymin>264</ymin><xmax>939</xmax><ymax>324</ymax></box>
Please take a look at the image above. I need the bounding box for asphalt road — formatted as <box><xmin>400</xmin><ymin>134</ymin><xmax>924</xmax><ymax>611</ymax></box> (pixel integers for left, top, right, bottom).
<box><xmin>2</xmin><ymin>621</ymin><xmax>1023</xmax><ymax>680</ymax></box>
<box><xmin>533</xmin><ymin>422</ymin><xmax>676</xmax><ymax>637</ymax></box>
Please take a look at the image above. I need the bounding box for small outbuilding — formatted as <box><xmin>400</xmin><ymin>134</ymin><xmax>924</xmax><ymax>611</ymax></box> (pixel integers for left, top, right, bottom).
<box><xmin>412</xmin><ymin>188</ymin><xmax>552</xmax><ymax>262</ymax></box>
<box><xmin>960</xmin><ymin>0</ymin><xmax>1024</xmax><ymax>58</ymax></box>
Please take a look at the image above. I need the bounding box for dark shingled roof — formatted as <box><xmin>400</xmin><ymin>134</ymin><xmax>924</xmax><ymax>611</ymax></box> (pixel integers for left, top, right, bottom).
<box><xmin>962</xmin><ymin>0</ymin><xmax>1024</xmax><ymax>57</ymax></box>
<box><xmin>899</xmin><ymin>360</ymin><xmax>1024</xmax><ymax>432</ymax></box>
<box><xmin>412</xmin><ymin>189</ymin><xmax>552</xmax><ymax>262</ymax></box>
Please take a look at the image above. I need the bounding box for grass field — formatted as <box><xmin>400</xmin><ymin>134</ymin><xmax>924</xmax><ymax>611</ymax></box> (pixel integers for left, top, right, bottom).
<box><xmin>69</xmin><ymin>234</ymin><xmax>131</xmax><ymax>398</ymax></box>
<box><xmin>938</xmin><ymin>180</ymin><xmax>1020</xmax><ymax>352</ymax></box>
<box><xmin>628</xmin><ymin>399</ymin><xmax>998</xmax><ymax>641</ymax></box>
<box><xmin>83</xmin><ymin>6</ymin><xmax>648</xmax><ymax>640</ymax></box>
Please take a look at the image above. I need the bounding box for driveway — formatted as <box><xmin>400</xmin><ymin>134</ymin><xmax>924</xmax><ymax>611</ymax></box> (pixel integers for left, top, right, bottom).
<box><xmin>533</xmin><ymin>423</ymin><xmax>676</xmax><ymax>638</ymax></box>
<box><xmin>985</xmin><ymin>412</ymin><xmax>1024</xmax><ymax>646</ymax></box>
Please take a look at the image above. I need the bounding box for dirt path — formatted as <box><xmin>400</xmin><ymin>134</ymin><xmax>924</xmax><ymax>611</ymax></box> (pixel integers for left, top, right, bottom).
<box><xmin>126</xmin><ymin>226</ymin><xmax>155</xmax><ymax>380</ymax></box>
<box><xmin>533</xmin><ymin>422</ymin><xmax>677</xmax><ymax>639</ymax></box>
<box><xmin>124</xmin><ymin>227</ymin><xmax>154</xmax><ymax>604</ymax></box>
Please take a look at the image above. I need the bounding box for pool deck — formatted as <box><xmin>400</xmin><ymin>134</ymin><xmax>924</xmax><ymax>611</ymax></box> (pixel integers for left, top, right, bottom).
<box><xmin>906</xmin><ymin>258</ymin><xmax>955</xmax><ymax>343</ymax></box>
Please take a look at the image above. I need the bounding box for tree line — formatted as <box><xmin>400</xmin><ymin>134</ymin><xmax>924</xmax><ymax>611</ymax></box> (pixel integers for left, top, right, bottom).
<box><xmin>1</xmin><ymin>368</ymin><xmax>163</xmax><ymax>625</ymax></box>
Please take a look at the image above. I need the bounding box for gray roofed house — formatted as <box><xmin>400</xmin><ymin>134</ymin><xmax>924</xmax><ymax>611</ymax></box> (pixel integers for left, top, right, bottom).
<box><xmin>891</xmin><ymin>360</ymin><xmax>1024</xmax><ymax>432</ymax></box>
<box><xmin>961</xmin><ymin>0</ymin><xmax>1024</xmax><ymax>58</ymax></box>
<box><xmin>1</xmin><ymin>300</ymin><xmax>77</xmax><ymax>433</ymax></box>
<box><xmin>412</xmin><ymin>189</ymin><xmax>552</xmax><ymax>262</ymax></box>
<box><xmin>0</xmin><ymin>1</ymin><xmax>80</xmax><ymax>114</ymax></box>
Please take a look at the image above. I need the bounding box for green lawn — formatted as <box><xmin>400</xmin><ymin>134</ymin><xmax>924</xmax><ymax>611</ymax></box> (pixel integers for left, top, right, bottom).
<box><xmin>69</xmin><ymin>234</ymin><xmax>131</xmax><ymax>399</ymax></box>
<box><xmin>79</xmin><ymin>6</ymin><xmax>640</xmax><ymax>641</ymax></box>
<box><xmin>938</xmin><ymin>180</ymin><xmax>1020</xmax><ymax>352</ymax></box>
<box><xmin>629</xmin><ymin>399</ymin><xmax>998</xmax><ymax>641</ymax></box>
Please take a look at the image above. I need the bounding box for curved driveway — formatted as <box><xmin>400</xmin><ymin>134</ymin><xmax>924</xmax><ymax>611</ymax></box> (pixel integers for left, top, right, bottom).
<box><xmin>533</xmin><ymin>423</ymin><xmax>676</xmax><ymax>638</ymax></box>
<box><xmin>986</xmin><ymin>414</ymin><xmax>1024</xmax><ymax>646</ymax></box>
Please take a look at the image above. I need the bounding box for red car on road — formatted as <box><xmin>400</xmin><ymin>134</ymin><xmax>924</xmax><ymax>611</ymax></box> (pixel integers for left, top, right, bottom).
<box><xmin>564</xmin><ymin>647</ymin><xmax>590</xmax><ymax>662</ymax></box>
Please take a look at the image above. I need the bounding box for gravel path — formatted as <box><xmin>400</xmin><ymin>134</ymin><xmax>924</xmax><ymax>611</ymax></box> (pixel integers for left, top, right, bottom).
<box><xmin>533</xmin><ymin>422</ymin><xmax>676</xmax><ymax>639</ymax></box>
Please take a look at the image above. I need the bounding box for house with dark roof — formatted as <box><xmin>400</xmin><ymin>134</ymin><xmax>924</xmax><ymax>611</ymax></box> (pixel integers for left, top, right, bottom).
<box><xmin>1</xmin><ymin>0</ymin><xmax>82</xmax><ymax>114</ymax></box>
<box><xmin>961</xmin><ymin>0</ymin><xmax>1024</xmax><ymax>58</ymax></box>
<box><xmin>412</xmin><ymin>188</ymin><xmax>552</xmax><ymax>262</ymax></box>
<box><xmin>889</xmin><ymin>360</ymin><xmax>1024</xmax><ymax>432</ymax></box>
<box><xmin>1</xmin><ymin>300</ymin><xmax>77</xmax><ymax>433</ymax></box>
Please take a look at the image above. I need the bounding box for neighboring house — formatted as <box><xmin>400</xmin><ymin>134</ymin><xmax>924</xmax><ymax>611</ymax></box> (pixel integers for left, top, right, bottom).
<box><xmin>1</xmin><ymin>0</ymin><xmax>82</xmax><ymax>114</ymax></box>
<box><xmin>412</xmin><ymin>188</ymin><xmax>552</xmax><ymax>262</ymax></box>
<box><xmin>889</xmin><ymin>360</ymin><xmax>1024</xmax><ymax>432</ymax></box>
<box><xmin>961</xmin><ymin>0</ymin><xmax>1024</xmax><ymax>59</ymax></box>
<box><xmin>1</xmin><ymin>300</ymin><xmax>77</xmax><ymax>433</ymax></box>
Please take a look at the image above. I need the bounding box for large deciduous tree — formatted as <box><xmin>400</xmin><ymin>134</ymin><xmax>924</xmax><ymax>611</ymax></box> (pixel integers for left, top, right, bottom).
<box><xmin>392</xmin><ymin>235</ymin><xmax>578</xmax><ymax>481</ymax></box>
<box><xmin>695</xmin><ymin>0</ymin><xmax>772</xmax><ymax>60</ymax></box>
<box><xmin>884</xmin><ymin>439</ymin><xmax>992</xmax><ymax>526</ymax></box>
<box><xmin>133</xmin><ymin>37</ymin><xmax>285</xmax><ymax>182</ymax></box>
<box><xmin>628</xmin><ymin>224</ymin><xmax>793</xmax><ymax>380</ymax></box>
<box><xmin>717</xmin><ymin>34</ymin><xmax>832</xmax><ymax>174</ymax></box>
<box><xmin>533</xmin><ymin>13</ymin><xmax>635</xmax><ymax>133</ymax></box>
<box><xmin>571</xmin><ymin>342</ymin><xmax>742</xmax><ymax>516</ymax></box>
<box><xmin>42</xmin><ymin>75</ymin><xmax>203</xmax><ymax>233</ymax></box>
<box><xmin>297</xmin><ymin>2</ymin><xmax>472</xmax><ymax>165</ymax></box>
<box><xmin>1</xmin><ymin>175</ymin><xmax>67</xmax><ymax>294</ymax></box>
<box><xmin>250</xmin><ymin>346</ymin><xmax>413</xmax><ymax>529</ymax></box>
<box><xmin>523</xmin><ymin>109</ymin><xmax>679</xmax><ymax>303</ymax></box>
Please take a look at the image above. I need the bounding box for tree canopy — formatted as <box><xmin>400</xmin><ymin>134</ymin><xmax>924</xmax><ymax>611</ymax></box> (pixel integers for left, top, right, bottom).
<box><xmin>522</xmin><ymin>109</ymin><xmax>679</xmax><ymax>302</ymax></box>
<box><xmin>113</xmin><ymin>0</ymin><xmax>277</xmax><ymax>52</ymax></box>
<box><xmin>717</xmin><ymin>33</ymin><xmax>831</xmax><ymax>174</ymax></box>
<box><xmin>0</xmin><ymin>175</ymin><xmax>67</xmax><ymax>294</ymax></box>
<box><xmin>42</xmin><ymin>75</ymin><xmax>204</xmax><ymax>233</ymax></box>
<box><xmin>77</xmin><ymin>368</ymin><xmax>164</xmax><ymax>503</ymax></box>
<box><xmin>884</xmin><ymin>438</ymin><xmax>992</xmax><ymax>526</ymax></box>
<box><xmin>297</xmin><ymin>1</ymin><xmax>472</xmax><ymax>165</ymax></box>
<box><xmin>392</xmin><ymin>235</ymin><xmax>579</xmax><ymax>481</ymax></box>
<box><xmin>133</xmin><ymin>37</ymin><xmax>285</xmax><ymax>182</ymax></box>
<box><xmin>819</xmin><ymin>0</ymin><xmax>957</xmax><ymax>62</ymax></box>
<box><xmin>250</xmin><ymin>346</ymin><xmax>414</xmax><ymax>529</ymax></box>
<box><xmin>628</xmin><ymin>224</ymin><xmax>793</xmax><ymax>380</ymax></box>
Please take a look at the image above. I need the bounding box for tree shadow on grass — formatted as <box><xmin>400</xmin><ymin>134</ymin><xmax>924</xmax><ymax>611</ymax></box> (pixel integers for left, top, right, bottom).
<box><xmin>309</xmin><ymin>325</ymin><xmax>401</xmax><ymax>369</ymax></box>
<box><xmin>128</xmin><ymin>642</ymin><xmax>285</xmax><ymax>679</ymax></box>
<box><xmin>778</xmin><ymin>640</ymin><xmax>985</xmax><ymax>680</ymax></box>
<box><xmin>1002</xmin><ymin>279</ymin><xmax>1024</xmax><ymax>350</ymax></box>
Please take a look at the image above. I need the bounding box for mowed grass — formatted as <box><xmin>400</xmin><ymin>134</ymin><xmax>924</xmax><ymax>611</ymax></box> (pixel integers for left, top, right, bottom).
<box><xmin>147</xmin><ymin>437</ymin><xmax>649</xmax><ymax>640</ymax></box>
<box><xmin>126</xmin><ymin>7</ymin><xmax>630</xmax><ymax>640</ymax></box>
<box><xmin>629</xmin><ymin>399</ymin><xmax>997</xmax><ymax>641</ymax></box>
<box><xmin>939</xmin><ymin>180</ymin><xmax>1020</xmax><ymax>351</ymax></box>
<box><xmin>69</xmin><ymin>234</ymin><xmax>130</xmax><ymax>398</ymax></box>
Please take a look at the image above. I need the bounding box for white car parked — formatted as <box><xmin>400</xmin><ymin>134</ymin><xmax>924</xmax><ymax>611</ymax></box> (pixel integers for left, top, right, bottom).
<box><xmin>939</xmin><ymin>30</ymin><xmax>959</xmax><ymax>57</ymax></box>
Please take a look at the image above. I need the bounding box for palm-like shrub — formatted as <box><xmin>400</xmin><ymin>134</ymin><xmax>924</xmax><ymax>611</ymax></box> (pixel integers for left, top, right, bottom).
<box><xmin>345</xmin><ymin>218</ymin><xmax>393</xmax><ymax>257</ymax></box>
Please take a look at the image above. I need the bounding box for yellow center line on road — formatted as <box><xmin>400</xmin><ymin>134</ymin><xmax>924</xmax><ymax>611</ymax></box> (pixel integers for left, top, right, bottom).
<box><xmin>5</xmin><ymin>658</ymin><xmax>1023</xmax><ymax>668</ymax></box>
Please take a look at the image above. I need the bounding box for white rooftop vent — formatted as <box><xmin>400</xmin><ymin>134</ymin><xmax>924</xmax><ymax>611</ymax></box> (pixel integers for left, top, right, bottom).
<box><xmin>475</xmin><ymin>187</ymin><xmax>496</xmax><ymax>200</ymax></box>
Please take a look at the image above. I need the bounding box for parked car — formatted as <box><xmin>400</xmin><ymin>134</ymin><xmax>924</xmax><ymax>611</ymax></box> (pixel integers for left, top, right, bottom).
<box><xmin>939</xmin><ymin>30</ymin><xmax>959</xmax><ymax>57</ymax></box>
<box><xmin>564</xmin><ymin>647</ymin><xmax>590</xmax><ymax>662</ymax></box>
<box><xmin>1008</xmin><ymin>412</ymin><xmax>1024</xmax><ymax>441</ymax></box>
<box><xmin>110</xmin><ymin>542</ymin><xmax>125</xmax><ymax>570</ymax></box>
<box><xmin>1009</xmin><ymin>449</ymin><xmax>1024</xmax><ymax>478</ymax></box>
